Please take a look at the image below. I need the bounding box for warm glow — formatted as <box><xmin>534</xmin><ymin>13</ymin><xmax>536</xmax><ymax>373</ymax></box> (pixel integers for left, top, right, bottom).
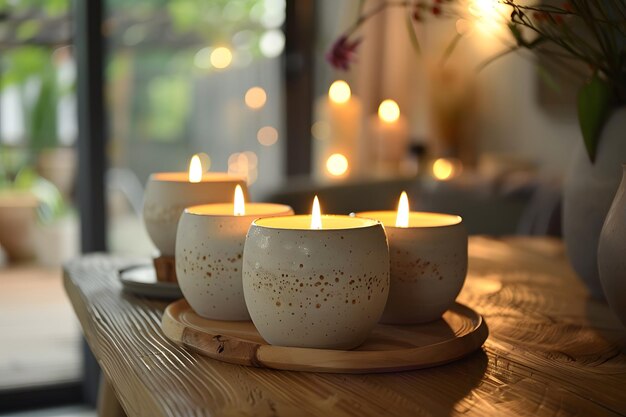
<box><xmin>228</xmin><ymin>152</ymin><xmax>259</xmax><ymax>186</ymax></box>
<box><xmin>233</xmin><ymin>185</ymin><xmax>245</xmax><ymax>216</ymax></box>
<box><xmin>257</xmin><ymin>126</ymin><xmax>278</xmax><ymax>146</ymax></box>
<box><xmin>395</xmin><ymin>191</ymin><xmax>409</xmax><ymax>228</ymax></box>
<box><xmin>468</xmin><ymin>0</ymin><xmax>505</xmax><ymax>35</ymax></box>
<box><xmin>310</xmin><ymin>195</ymin><xmax>322</xmax><ymax>230</ymax></box>
<box><xmin>328</xmin><ymin>80</ymin><xmax>351</xmax><ymax>104</ymax></box>
<box><xmin>468</xmin><ymin>0</ymin><xmax>497</xmax><ymax>17</ymax></box>
<box><xmin>356</xmin><ymin>210</ymin><xmax>462</xmax><ymax>228</ymax></box>
<box><xmin>378</xmin><ymin>99</ymin><xmax>400</xmax><ymax>123</ymax></box>
<box><xmin>245</xmin><ymin>87</ymin><xmax>267</xmax><ymax>109</ymax></box>
<box><xmin>210</xmin><ymin>47</ymin><xmax>233</xmax><ymax>69</ymax></box>
<box><xmin>326</xmin><ymin>153</ymin><xmax>349</xmax><ymax>177</ymax></box>
<box><xmin>188</xmin><ymin>155</ymin><xmax>203</xmax><ymax>183</ymax></box>
<box><xmin>432</xmin><ymin>158</ymin><xmax>461</xmax><ymax>181</ymax></box>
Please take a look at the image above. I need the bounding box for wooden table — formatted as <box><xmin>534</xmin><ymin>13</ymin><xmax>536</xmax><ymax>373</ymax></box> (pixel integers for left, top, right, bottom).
<box><xmin>63</xmin><ymin>237</ymin><xmax>626</xmax><ymax>417</ymax></box>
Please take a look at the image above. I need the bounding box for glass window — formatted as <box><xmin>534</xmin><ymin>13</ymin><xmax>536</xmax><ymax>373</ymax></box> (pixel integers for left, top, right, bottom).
<box><xmin>0</xmin><ymin>0</ymin><xmax>82</xmax><ymax>395</ymax></box>
<box><xmin>104</xmin><ymin>0</ymin><xmax>287</xmax><ymax>256</ymax></box>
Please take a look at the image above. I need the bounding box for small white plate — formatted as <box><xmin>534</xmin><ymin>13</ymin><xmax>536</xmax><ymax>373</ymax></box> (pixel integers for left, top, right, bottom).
<box><xmin>119</xmin><ymin>265</ymin><xmax>183</xmax><ymax>300</ymax></box>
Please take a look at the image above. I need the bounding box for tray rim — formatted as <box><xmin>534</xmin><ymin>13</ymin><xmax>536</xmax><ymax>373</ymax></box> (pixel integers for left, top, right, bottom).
<box><xmin>119</xmin><ymin>264</ymin><xmax>182</xmax><ymax>299</ymax></box>
<box><xmin>162</xmin><ymin>299</ymin><xmax>489</xmax><ymax>374</ymax></box>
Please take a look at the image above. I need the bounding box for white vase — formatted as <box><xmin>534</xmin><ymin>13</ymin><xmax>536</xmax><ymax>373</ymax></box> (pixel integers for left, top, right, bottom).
<box><xmin>598</xmin><ymin>165</ymin><xmax>626</xmax><ymax>326</ymax></box>
<box><xmin>563</xmin><ymin>107</ymin><xmax>626</xmax><ymax>299</ymax></box>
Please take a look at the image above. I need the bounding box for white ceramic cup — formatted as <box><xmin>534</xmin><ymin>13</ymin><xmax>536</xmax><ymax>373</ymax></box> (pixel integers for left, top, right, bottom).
<box><xmin>176</xmin><ymin>203</ymin><xmax>293</xmax><ymax>320</ymax></box>
<box><xmin>142</xmin><ymin>172</ymin><xmax>246</xmax><ymax>257</ymax></box>
<box><xmin>242</xmin><ymin>215</ymin><xmax>390</xmax><ymax>350</ymax></box>
<box><xmin>357</xmin><ymin>211</ymin><xmax>467</xmax><ymax>324</ymax></box>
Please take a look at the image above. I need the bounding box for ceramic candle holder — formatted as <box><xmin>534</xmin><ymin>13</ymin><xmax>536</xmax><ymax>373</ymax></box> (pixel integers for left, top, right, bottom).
<box><xmin>143</xmin><ymin>173</ymin><xmax>247</xmax><ymax>257</ymax></box>
<box><xmin>176</xmin><ymin>203</ymin><xmax>293</xmax><ymax>320</ymax></box>
<box><xmin>242</xmin><ymin>215</ymin><xmax>390</xmax><ymax>350</ymax></box>
<box><xmin>357</xmin><ymin>211</ymin><xmax>467</xmax><ymax>324</ymax></box>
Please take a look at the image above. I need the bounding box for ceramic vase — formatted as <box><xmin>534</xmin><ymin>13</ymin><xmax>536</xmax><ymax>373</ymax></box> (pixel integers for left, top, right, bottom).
<box><xmin>598</xmin><ymin>164</ymin><xmax>626</xmax><ymax>327</ymax></box>
<box><xmin>563</xmin><ymin>107</ymin><xmax>626</xmax><ymax>299</ymax></box>
<box><xmin>0</xmin><ymin>191</ymin><xmax>38</xmax><ymax>262</ymax></box>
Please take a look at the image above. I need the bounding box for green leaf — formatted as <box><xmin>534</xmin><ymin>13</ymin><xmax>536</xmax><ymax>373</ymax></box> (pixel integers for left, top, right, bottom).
<box><xmin>577</xmin><ymin>73</ymin><xmax>613</xmax><ymax>163</ymax></box>
<box><xmin>16</xmin><ymin>20</ymin><xmax>41</xmax><ymax>41</ymax></box>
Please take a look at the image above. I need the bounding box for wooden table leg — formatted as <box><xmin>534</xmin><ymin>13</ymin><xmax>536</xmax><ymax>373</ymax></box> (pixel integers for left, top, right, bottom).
<box><xmin>98</xmin><ymin>375</ymin><xmax>127</xmax><ymax>417</ymax></box>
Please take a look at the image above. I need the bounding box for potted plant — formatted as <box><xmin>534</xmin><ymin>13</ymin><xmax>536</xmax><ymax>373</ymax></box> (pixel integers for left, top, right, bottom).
<box><xmin>0</xmin><ymin>146</ymin><xmax>75</xmax><ymax>264</ymax></box>
<box><xmin>2</xmin><ymin>46</ymin><xmax>77</xmax><ymax>198</ymax></box>
<box><xmin>327</xmin><ymin>0</ymin><xmax>626</xmax><ymax>298</ymax></box>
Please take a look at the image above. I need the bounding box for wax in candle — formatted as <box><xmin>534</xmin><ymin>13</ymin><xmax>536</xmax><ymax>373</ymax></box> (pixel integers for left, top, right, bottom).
<box><xmin>143</xmin><ymin>155</ymin><xmax>247</xmax><ymax>258</ymax></box>
<box><xmin>356</xmin><ymin>192</ymin><xmax>466</xmax><ymax>324</ymax></box>
<box><xmin>370</xmin><ymin>99</ymin><xmax>409</xmax><ymax>176</ymax></box>
<box><xmin>313</xmin><ymin>80</ymin><xmax>363</xmax><ymax>181</ymax></box>
<box><xmin>243</xmin><ymin>202</ymin><xmax>389</xmax><ymax>349</ymax></box>
<box><xmin>177</xmin><ymin>195</ymin><xmax>293</xmax><ymax>320</ymax></box>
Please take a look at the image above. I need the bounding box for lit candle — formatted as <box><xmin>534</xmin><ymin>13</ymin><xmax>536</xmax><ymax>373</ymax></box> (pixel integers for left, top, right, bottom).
<box><xmin>369</xmin><ymin>99</ymin><xmax>409</xmax><ymax>176</ymax></box>
<box><xmin>176</xmin><ymin>185</ymin><xmax>293</xmax><ymax>320</ymax></box>
<box><xmin>143</xmin><ymin>155</ymin><xmax>247</xmax><ymax>263</ymax></box>
<box><xmin>242</xmin><ymin>196</ymin><xmax>389</xmax><ymax>349</ymax></box>
<box><xmin>312</xmin><ymin>80</ymin><xmax>363</xmax><ymax>181</ymax></box>
<box><xmin>357</xmin><ymin>192</ymin><xmax>468</xmax><ymax>323</ymax></box>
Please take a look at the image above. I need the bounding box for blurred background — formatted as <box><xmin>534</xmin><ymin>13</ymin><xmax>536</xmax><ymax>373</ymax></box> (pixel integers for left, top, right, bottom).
<box><xmin>0</xmin><ymin>0</ymin><xmax>574</xmax><ymax>415</ymax></box>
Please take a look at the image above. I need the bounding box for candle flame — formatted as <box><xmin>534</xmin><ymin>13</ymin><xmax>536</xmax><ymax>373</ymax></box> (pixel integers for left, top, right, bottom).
<box><xmin>328</xmin><ymin>80</ymin><xmax>351</xmax><ymax>104</ymax></box>
<box><xmin>233</xmin><ymin>185</ymin><xmax>245</xmax><ymax>216</ymax></box>
<box><xmin>395</xmin><ymin>191</ymin><xmax>409</xmax><ymax>228</ymax></box>
<box><xmin>378</xmin><ymin>99</ymin><xmax>400</xmax><ymax>123</ymax></box>
<box><xmin>310</xmin><ymin>195</ymin><xmax>322</xmax><ymax>230</ymax></box>
<box><xmin>189</xmin><ymin>155</ymin><xmax>203</xmax><ymax>183</ymax></box>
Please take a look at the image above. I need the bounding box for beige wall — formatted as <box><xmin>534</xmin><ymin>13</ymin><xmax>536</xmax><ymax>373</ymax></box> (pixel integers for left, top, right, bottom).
<box><xmin>317</xmin><ymin>1</ymin><xmax>580</xmax><ymax>177</ymax></box>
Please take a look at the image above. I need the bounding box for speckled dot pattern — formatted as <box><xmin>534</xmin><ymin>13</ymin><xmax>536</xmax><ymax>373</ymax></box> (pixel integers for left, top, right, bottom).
<box><xmin>143</xmin><ymin>177</ymin><xmax>245</xmax><ymax>256</ymax></box>
<box><xmin>242</xmin><ymin>222</ymin><xmax>389</xmax><ymax>349</ymax></box>
<box><xmin>381</xmin><ymin>223</ymin><xmax>468</xmax><ymax>324</ymax></box>
<box><xmin>176</xmin><ymin>212</ymin><xmax>254</xmax><ymax>321</ymax></box>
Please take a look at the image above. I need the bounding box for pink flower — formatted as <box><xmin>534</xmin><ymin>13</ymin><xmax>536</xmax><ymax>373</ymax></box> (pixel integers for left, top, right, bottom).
<box><xmin>326</xmin><ymin>35</ymin><xmax>361</xmax><ymax>71</ymax></box>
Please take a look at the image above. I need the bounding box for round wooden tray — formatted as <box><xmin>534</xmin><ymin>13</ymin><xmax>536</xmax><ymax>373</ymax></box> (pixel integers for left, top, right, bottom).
<box><xmin>161</xmin><ymin>299</ymin><xmax>488</xmax><ymax>373</ymax></box>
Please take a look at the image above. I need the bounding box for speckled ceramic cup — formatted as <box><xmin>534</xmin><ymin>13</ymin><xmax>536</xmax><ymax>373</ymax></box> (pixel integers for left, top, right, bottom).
<box><xmin>357</xmin><ymin>211</ymin><xmax>467</xmax><ymax>324</ymax></box>
<box><xmin>176</xmin><ymin>203</ymin><xmax>293</xmax><ymax>320</ymax></box>
<box><xmin>143</xmin><ymin>173</ymin><xmax>246</xmax><ymax>256</ymax></box>
<box><xmin>242</xmin><ymin>215</ymin><xmax>390</xmax><ymax>349</ymax></box>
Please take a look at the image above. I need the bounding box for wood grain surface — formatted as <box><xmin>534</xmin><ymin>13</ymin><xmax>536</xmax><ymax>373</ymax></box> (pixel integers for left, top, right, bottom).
<box><xmin>63</xmin><ymin>237</ymin><xmax>626</xmax><ymax>417</ymax></box>
<box><xmin>162</xmin><ymin>299</ymin><xmax>488</xmax><ymax>373</ymax></box>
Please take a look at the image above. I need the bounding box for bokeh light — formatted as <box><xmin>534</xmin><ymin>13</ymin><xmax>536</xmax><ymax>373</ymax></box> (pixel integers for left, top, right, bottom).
<box><xmin>326</xmin><ymin>153</ymin><xmax>349</xmax><ymax>177</ymax></box>
<box><xmin>259</xmin><ymin>29</ymin><xmax>285</xmax><ymax>58</ymax></box>
<box><xmin>193</xmin><ymin>47</ymin><xmax>212</xmax><ymax>69</ymax></box>
<box><xmin>210</xmin><ymin>46</ymin><xmax>233</xmax><ymax>69</ymax></box>
<box><xmin>257</xmin><ymin>126</ymin><xmax>278</xmax><ymax>146</ymax></box>
<box><xmin>378</xmin><ymin>99</ymin><xmax>400</xmax><ymax>123</ymax></box>
<box><xmin>432</xmin><ymin>158</ymin><xmax>462</xmax><ymax>181</ymax></box>
<box><xmin>228</xmin><ymin>151</ymin><xmax>259</xmax><ymax>185</ymax></box>
<box><xmin>245</xmin><ymin>87</ymin><xmax>267</xmax><ymax>109</ymax></box>
<box><xmin>328</xmin><ymin>80</ymin><xmax>351</xmax><ymax>104</ymax></box>
<box><xmin>311</xmin><ymin>121</ymin><xmax>331</xmax><ymax>140</ymax></box>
